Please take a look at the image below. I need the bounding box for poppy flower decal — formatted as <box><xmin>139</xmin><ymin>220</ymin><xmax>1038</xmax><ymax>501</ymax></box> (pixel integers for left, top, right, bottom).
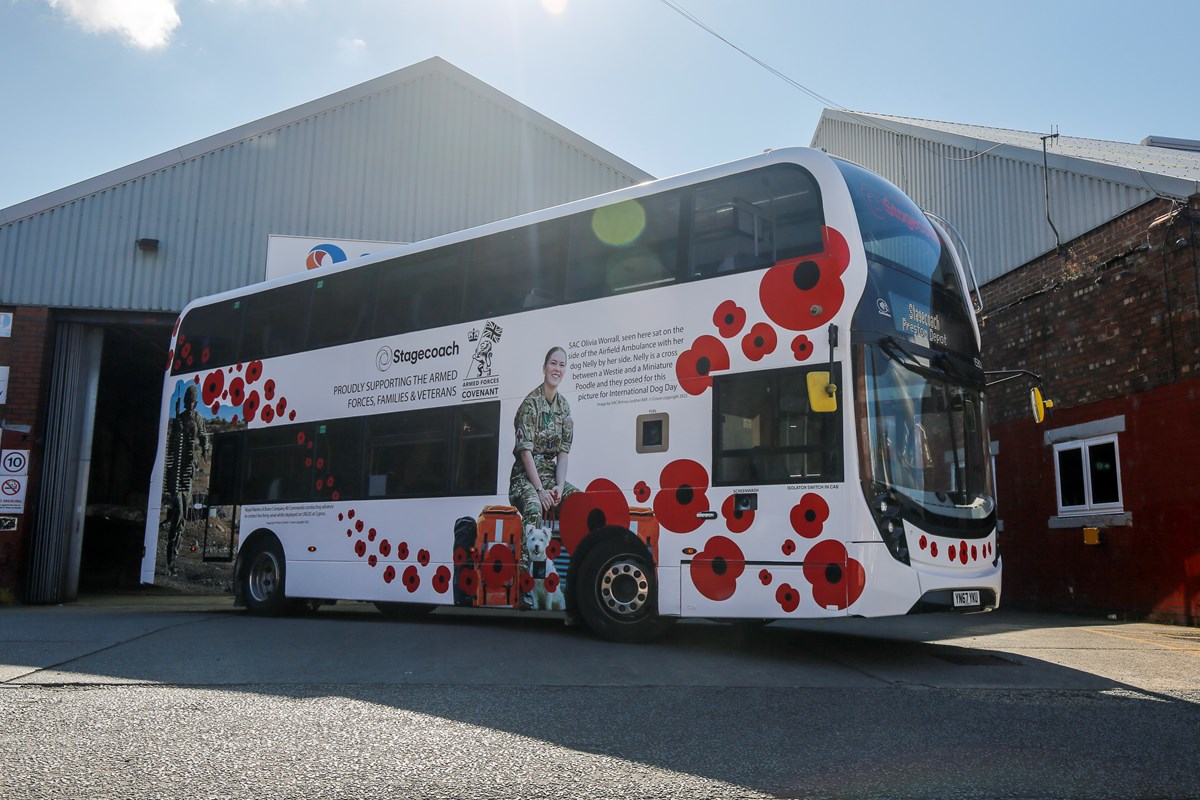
<box><xmin>519</xmin><ymin>572</ymin><xmax>535</xmax><ymax>594</ymax></box>
<box><xmin>713</xmin><ymin>300</ymin><xmax>747</xmax><ymax>338</ymax></box>
<box><xmin>675</xmin><ymin>335</ymin><xmax>730</xmax><ymax>396</ymax></box>
<box><xmin>759</xmin><ymin>569</ymin><xmax>772</xmax><ymax>585</ymax></box>
<box><xmin>634</xmin><ymin>481</ymin><xmax>651</xmax><ymax>504</ymax></box>
<box><xmin>201</xmin><ymin>370</ymin><xmax>225</xmax><ymax>406</ymax></box>
<box><xmin>759</xmin><ymin>225</ymin><xmax>851</xmax><ymax>331</ymax></box>
<box><xmin>775</xmin><ymin>583</ymin><xmax>801</xmax><ymax>613</ymax></box>
<box><xmin>481</xmin><ymin>543</ymin><xmax>517</xmax><ymax>588</ymax></box>
<box><xmin>689</xmin><ymin>535</ymin><xmax>745</xmax><ymax>602</ymax></box>
<box><xmin>242</xmin><ymin>390</ymin><xmax>261</xmax><ymax>422</ymax></box>
<box><xmin>418</xmin><ymin>549</ymin><xmax>431</xmax><ymax>567</ymax></box>
<box><xmin>458</xmin><ymin>568</ymin><xmax>479</xmax><ymax>595</ymax></box>
<box><xmin>544</xmin><ymin>572</ymin><xmax>561</xmax><ymax>594</ymax></box>
<box><xmin>545</xmin><ymin>539</ymin><xmax>562</xmax><ymax>561</ymax></box>
<box><xmin>403</xmin><ymin>565</ymin><xmax>421</xmax><ymax>593</ymax></box>
<box><xmin>802</xmin><ymin>539</ymin><xmax>866</xmax><ymax>610</ymax></box>
<box><xmin>559</xmin><ymin>478</ymin><xmax>631</xmax><ymax>555</ymax></box>
<box><xmin>245</xmin><ymin>360</ymin><xmax>264</xmax><ymax>385</ymax></box>
<box><xmin>740</xmin><ymin>322</ymin><xmax>778</xmax><ymax>362</ymax></box>
<box><xmin>228</xmin><ymin>377</ymin><xmax>246</xmax><ymax>407</ymax></box>
<box><xmin>721</xmin><ymin>494</ymin><xmax>754</xmax><ymax>533</ymax></box>
<box><xmin>791</xmin><ymin>335</ymin><xmax>814</xmax><ymax>361</ymax></box>
<box><xmin>653</xmin><ymin>460</ymin><xmax>710</xmax><ymax>534</ymax></box>
<box><xmin>383</xmin><ymin>565</ymin><xmax>397</xmax><ymax>584</ymax></box>
<box><xmin>790</xmin><ymin>493</ymin><xmax>830</xmax><ymax>539</ymax></box>
<box><xmin>433</xmin><ymin>566</ymin><xmax>452</xmax><ymax>594</ymax></box>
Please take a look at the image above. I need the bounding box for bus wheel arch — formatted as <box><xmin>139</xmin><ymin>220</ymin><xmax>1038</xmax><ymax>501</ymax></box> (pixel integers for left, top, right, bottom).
<box><xmin>570</xmin><ymin>527</ymin><xmax>673</xmax><ymax>643</ymax></box>
<box><xmin>236</xmin><ymin>528</ymin><xmax>290</xmax><ymax>617</ymax></box>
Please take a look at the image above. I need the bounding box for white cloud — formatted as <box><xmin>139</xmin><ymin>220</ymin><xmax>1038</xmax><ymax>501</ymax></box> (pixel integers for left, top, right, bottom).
<box><xmin>47</xmin><ymin>0</ymin><xmax>181</xmax><ymax>50</ymax></box>
<box><xmin>337</xmin><ymin>36</ymin><xmax>367</xmax><ymax>63</ymax></box>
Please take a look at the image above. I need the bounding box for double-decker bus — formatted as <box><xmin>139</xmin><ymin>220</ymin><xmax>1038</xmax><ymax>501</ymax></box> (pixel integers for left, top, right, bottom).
<box><xmin>142</xmin><ymin>147</ymin><xmax>999</xmax><ymax>642</ymax></box>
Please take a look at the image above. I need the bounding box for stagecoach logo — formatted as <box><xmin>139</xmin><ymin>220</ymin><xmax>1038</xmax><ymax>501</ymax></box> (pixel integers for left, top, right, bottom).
<box><xmin>376</xmin><ymin>346</ymin><xmax>394</xmax><ymax>372</ymax></box>
<box><xmin>461</xmin><ymin>320</ymin><xmax>503</xmax><ymax>401</ymax></box>
<box><xmin>877</xmin><ymin>298</ymin><xmax>892</xmax><ymax>317</ymax></box>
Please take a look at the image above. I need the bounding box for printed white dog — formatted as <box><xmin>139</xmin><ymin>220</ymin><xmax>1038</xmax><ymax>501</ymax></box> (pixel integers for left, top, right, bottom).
<box><xmin>522</xmin><ymin>526</ymin><xmax>565</xmax><ymax>611</ymax></box>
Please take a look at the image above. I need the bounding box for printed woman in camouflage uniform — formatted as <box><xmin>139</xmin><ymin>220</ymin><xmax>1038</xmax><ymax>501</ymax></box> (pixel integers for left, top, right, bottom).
<box><xmin>508</xmin><ymin>346</ymin><xmax>580</xmax><ymax>527</ymax></box>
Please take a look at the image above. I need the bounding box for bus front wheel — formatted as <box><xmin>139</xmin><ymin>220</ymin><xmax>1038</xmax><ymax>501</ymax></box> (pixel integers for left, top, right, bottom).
<box><xmin>576</xmin><ymin>538</ymin><xmax>673</xmax><ymax>643</ymax></box>
<box><xmin>240</xmin><ymin>538</ymin><xmax>290</xmax><ymax>616</ymax></box>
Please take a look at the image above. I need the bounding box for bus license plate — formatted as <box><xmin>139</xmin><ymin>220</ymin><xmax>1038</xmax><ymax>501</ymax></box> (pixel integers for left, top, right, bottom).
<box><xmin>953</xmin><ymin>590</ymin><xmax>981</xmax><ymax>608</ymax></box>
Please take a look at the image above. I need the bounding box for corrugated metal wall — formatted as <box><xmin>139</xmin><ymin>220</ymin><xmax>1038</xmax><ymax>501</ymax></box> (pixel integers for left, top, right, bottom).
<box><xmin>0</xmin><ymin>66</ymin><xmax>646</xmax><ymax>312</ymax></box>
<box><xmin>813</xmin><ymin>115</ymin><xmax>1155</xmax><ymax>284</ymax></box>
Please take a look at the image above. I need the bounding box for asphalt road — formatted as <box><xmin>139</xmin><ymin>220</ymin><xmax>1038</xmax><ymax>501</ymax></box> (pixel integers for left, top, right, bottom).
<box><xmin>2</xmin><ymin>593</ymin><xmax>1199</xmax><ymax>799</ymax></box>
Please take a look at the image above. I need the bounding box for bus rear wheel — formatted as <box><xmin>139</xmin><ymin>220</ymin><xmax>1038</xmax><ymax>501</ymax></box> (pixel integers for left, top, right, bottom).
<box><xmin>576</xmin><ymin>539</ymin><xmax>673</xmax><ymax>643</ymax></box>
<box><xmin>240</xmin><ymin>538</ymin><xmax>290</xmax><ymax>616</ymax></box>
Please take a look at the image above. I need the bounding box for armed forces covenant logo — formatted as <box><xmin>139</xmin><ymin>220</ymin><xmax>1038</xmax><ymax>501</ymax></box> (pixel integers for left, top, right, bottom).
<box><xmin>461</xmin><ymin>321</ymin><xmax>503</xmax><ymax>400</ymax></box>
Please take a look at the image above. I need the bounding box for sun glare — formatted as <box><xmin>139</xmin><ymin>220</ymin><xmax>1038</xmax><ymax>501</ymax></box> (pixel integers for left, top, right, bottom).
<box><xmin>540</xmin><ymin>0</ymin><xmax>568</xmax><ymax>15</ymax></box>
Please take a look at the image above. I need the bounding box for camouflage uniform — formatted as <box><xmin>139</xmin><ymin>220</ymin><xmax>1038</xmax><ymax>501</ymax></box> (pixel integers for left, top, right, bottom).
<box><xmin>163</xmin><ymin>386</ymin><xmax>209</xmax><ymax>576</ymax></box>
<box><xmin>508</xmin><ymin>386</ymin><xmax>579</xmax><ymax>528</ymax></box>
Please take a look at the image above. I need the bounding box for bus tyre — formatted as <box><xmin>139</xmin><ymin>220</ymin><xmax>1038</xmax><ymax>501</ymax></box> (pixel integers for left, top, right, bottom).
<box><xmin>577</xmin><ymin>538</ymin><xmax>673</xmax><ymax>643</ymax></box>
<box><xmin>240</xmin><ymin>538</ymin><xmax>290</xmax><ymax>617</ymax></box>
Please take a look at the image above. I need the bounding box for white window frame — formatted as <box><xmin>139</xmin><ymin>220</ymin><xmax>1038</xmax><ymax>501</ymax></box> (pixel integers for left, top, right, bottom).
<box><xmin>1052</xmin><ymin>434</ymin><xmax>1123</xmax><ymax>516</ymax></box>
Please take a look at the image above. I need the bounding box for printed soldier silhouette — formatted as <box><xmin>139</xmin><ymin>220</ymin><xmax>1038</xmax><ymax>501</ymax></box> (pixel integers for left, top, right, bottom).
<box><xmin>162</xmin><ymin>384</ymin><xmax>209</xmax><ymax>576</ymax></box>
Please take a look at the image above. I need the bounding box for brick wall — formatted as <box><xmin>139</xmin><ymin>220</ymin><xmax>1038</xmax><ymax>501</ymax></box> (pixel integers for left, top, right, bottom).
<box><xmin>0</xmin><ymin>306</ymin><xmax>54</xmax><ymax>603</ymax></box>
<box><xmin>981</xmin><ymin>195</ymin><xmax>1200</xmax><ymax>624</ymax></box>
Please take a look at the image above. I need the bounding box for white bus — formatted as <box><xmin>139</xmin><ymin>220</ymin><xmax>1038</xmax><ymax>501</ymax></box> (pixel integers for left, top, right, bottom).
<box><xmin>143</xmin><ymin>147</ymin><xmax>1000</xmax><ymax>642</ymax></box>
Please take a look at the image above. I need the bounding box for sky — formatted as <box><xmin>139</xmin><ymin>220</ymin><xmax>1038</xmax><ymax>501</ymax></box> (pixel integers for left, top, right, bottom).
<box><xmin>3</xmin><ymin>0</ymin><xmax>1199</xmax><ymax>212</ymax></box>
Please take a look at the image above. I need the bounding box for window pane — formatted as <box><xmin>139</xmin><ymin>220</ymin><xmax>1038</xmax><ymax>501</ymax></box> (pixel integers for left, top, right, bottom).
<box><xmin>1057</xmin><ymin>447</ymin><xmax>1086</xmax><ymax>508</ymax></box>
<box><xmin>1088</xmin><ymin>441</ymin><xmax>1120</xmax><ymax>505</ymax></box>
<box><xmin>240</xmin><ymin>281</ymin><xmax>312</xmax><ymax>360</ymax></box>
<box><xmin>314</xmin><ymin>418</ymin><xmax>364</xmax><ymax>500</ymax></box>
<box><xmin>243</xmin><ymin>424</ymin><xmax>316</xmax><ymax>503</ymax></box>
<box><xmin>464</xmin><ymin>221</ymin><xmax>565</xmax><ymax>320</ymax></box>
<box><xmin>366</xmin><ymin>409</ymin><xmax>449</xmax><ymax>497</ymax></box>
<box><xmin>454</xmin><ymin>402</ymin><xmax>500</xmax><ymax>495</ymax></box>
<box><xmin>566</xmin><ymin>192</ymin><xmax>681</xmax><ymax>301</ymax></box>
<box><xmin>308</xmin><ymin>267</ymin><xmax>378</xmax><ymax>350</ymax></box>
<box><xmin>691</xmin><ymin>165</ymin><xmax>823</xmax><ymax>278</ymax></box>
<box><xmin>175</xmin><ymin>300</ymin><xmax>241</xmax><ymax>373</ymax></box>
<box><xmin>373</xmin><ymin>247</ymin><xmax>465</xmax><ymax>338</ymax></box>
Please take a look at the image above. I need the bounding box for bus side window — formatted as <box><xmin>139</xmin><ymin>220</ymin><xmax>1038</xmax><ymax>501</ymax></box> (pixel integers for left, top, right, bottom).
<box><xmin>453</xmin><ymin>402</ymin><xmax>500</xmax><ymax>495</ymax></box>
<box><xmin>366</xmin><ymin>408</ymin><xmax>450</xmax><ymax>498</ymax></box>
<box><xmin>308</xmin><ymin>267</ymin><xmax>378</xmax><ymax>351</ymax></box>
<box><xmin>565</xmin><ymin>192</ymin><xmax>681</xmax><ymax>302</ymax></box>
<box><xmin>464</xmin><ymin>221</ymin><xmax>565</xmax><ymax>321</ymax></box>
<box><xmin>174</xmin><ymin>300</ymin><xmax>241</xmax><ymax>374</ymax></box>
<box><xmin>374</xmin><ymin>248</ymin><xmax>466</xmax><ymax>338</ymax></box>
<box><xmin>240</xmin><ymin>281</ymin><xmax>312</xmax><ymax>361</ymax></box>
<box><xmin>314</xmin><ymin>418</ymin><xmax>365</xmax><ymax>500</ymax></box>
<box><xmin>243</xmin><ymin>423</ymin><xmax>317</xmax><ymax>503</ymax></box>
<box><xmin>206</xmin><ymin>431</ymin><xmax>244</xmax><ymax>506</ymax></box>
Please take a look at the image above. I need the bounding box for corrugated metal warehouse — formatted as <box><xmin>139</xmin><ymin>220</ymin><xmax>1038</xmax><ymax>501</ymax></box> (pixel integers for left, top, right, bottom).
<box><xmin>0</xmin><ymin>57</ymin><xmax>652</xmax><ymax>604</ymax></box>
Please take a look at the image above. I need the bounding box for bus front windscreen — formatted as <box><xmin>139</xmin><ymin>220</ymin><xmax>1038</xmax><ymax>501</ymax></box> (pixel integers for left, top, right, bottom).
<box><xmin>855</xmin><ymin>340</ymin><xmax>994</xmax><ymax>533</ymax></box>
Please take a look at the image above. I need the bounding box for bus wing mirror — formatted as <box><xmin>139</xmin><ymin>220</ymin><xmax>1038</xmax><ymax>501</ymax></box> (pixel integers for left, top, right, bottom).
<box><xmin>1030</xmin><ymin>386</ymin><xmax>1054</xmax><ymax>424</ymax></box>
<box><xmin>807</xmin><ymin>371</ymin><xmax>838</xmax><ymax>413</ymax></box>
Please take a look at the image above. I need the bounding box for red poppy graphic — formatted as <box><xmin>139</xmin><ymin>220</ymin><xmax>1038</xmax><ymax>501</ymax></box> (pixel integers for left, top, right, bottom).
<box><xmin>314</xmin><ymin>478</ymin><xmax>324</xmax><ymax>492</ymax></box>
<box><xmin>713</xmin><ymin>299</ymin><xmax>747</xmax><ymax>338</ymax></box>
<box><xmin>326</xmin><ymin>476</ymin><xmax>335</xmax><ymax>488</ymax></box>
<box><xmin>228</xmin><ymin>377</ymin><xmax>245</xmax><ymax>407</ymax></box>
<box><xmin>264</xmin><ymin>379</ymin><xmax>276</xmax><ymax>401</ymax></box>
<box><xmin>759</xmin><ymin>225</ymin><xmax>851</xmax><ymax>331</ymax></box>
<box><xmin>721</xmin><ymin>494</ymin><xmax>755</xmax><ymax>533</ymax></box>
<box><xmin>519</xmin><ymin>573</ymin><xmax>535</xmax><ymax>594</ymax></box>
<box><xmin>397</xmin><ymin>542</ymin><xmax>409</xmax><ymax>561</ymax></box>
<box><xmin>675</xmin><ymin>335</ymin><xmax>730</xmax><ymax>396</ymax></box>
<box><xmin>166</xmin><ymin>349</ymin><xmax>175</xmax><ymax>371</ymax></box>
<box><xmin>355</xmin><ymin>519</ymin><xmax>364</xmax><ymax>533</ymax></box>
<box><xmin>297</xmin><ymin>431</ymin><xmax>307</xmax><ymax>445</ymax></box>
<box><xmin>383</xmin><ymin>565</ymin><xmax>396</xmax><ymax>584</ymax></box>
<box><xmin>418</xmin><ymin>549</ymin><xmax>431</xmax><ymax>567</ymax></box>
<box><xmin>201</xmin><ymin>369</ymin><xmax>225</xmax><ymax>406</ymax></box>
<box><xmin>458</xmin><ymin>568</ymin><xmax>479</xmax><ymax>595</ymax></box>
<box><xmin>919</xmin><ymin>535</ymin><xmax>928</xmax><ymax>551</ymax></box>
<box><xmin>482</xmin><ymin>543</ymin><xmax>516</xmax><ymax>588</ymax></box>
<box><xmin>210</xmin><ymin>402</ymin><xmax>220</xmax><ymax>415</ymax></box>
<box><xmin>776</xmin><ymin>583</ymin><xmax>801</xmax><ymax>613</ymax></box>
<box><xmin>173</xmin><ymin>318</ymin><xmax>182</xmax><ymax>337</ymax></box>
<box><xmin>782</xmin><ymin>539</ymin><xmax>796</xmax><ymax>556</ymax></box>
<box><xmin>331</xmin><ymin>490</ymin><xmax>340</xmax><ymax>501</ymax></box>
<box><xmin>347</xmin><ymin>509</ymin><xmax>355</xmax><ymax>519</ymax></box>
<box><xmin>245</xmin><ymin>360</ymin><xmax>264</xmax><ymax>384</ymax></box>
<box><xmin>403</xmin><ymin>566</ymin><xmax>420</xmax><ymax>593</ymax></box>
<box><xmin>634</xmin><ymin>480</ymin><xmax>651</xmax><ymax>503</ymax></box>
<box><xmin>689</xmin><ymin>535</ymin><xmax>745</xmax><ymax>602</ymax></box>
<box><xmin>316</xmin><ymin>457</ymin><xmax>325</xmax><ymax>470</ymax></box>
<box><xmin>759</xmin><ymin>569</ymin><xmax>772</xmax><ymax>586</ymax></box>
<box><xmin>930</xmin><ymin>542</ymin><xmax>939</xmax><ymax>558</ymax></box>
<box><xmin>354</xmin><ymin>540</ymin><xmax>367</xmax><ymax>558</ymax></box>
<box><xmin>791</xmin><ymin>335</ymin><xmax>814</xmax><ymax>361</ymax></box>
<box><xmin>544</xmin><ymin>572</ymin><xmax>560</xmax><ymax>594</ymax></box>
<box><xmin>802</xmin><ymin>539</ymin><xmax>866</xmax><ymax>610</ymax></box>
<box><xmin>949</xmin><ymin>545</ymin><xmax>957</xmax><ymax>562</ymax></box>
<box><xmin>453</xmin><ymin>546</ymin><xmax>469</xmax><ymax>566</ymax></box>
<box><xmin>181</xmin><ymin>342</ymin><xmax>192</xmax><ymax>360</ymax></box>
<box><xmin>653</xmin><ymin>460</ymin><xmax>710</xmax><ymax>534</ymax></box>
<box><xmin>231</xmin><ymin>415</ymin><xmax>240</xmax><ymax>425</ymax></box>
<box><xmin>790</xmin><ymin>493</ymin><xmax>830</xmax><ymax>539</ymax></box>
<box><xmin>379</xmin><ymin>539</ymin><xmax>391</xmax><ymax>557</ymax></box>
<box><xmin>367</xmin><ymin>527</ymin><xmax>376</xmax><ymax>541</ymax></box>
<box><xmin>277</xmin><ymin>397</ymin><xmax>287</xmax><ymax>414</ymax></box>
<box><xmin>305</xmin><ymin>458</ymin><xmax>313</xmax><ymax>468</ymax></box>
<box><xmin>260</xmin><ymin>404</ymin><xmax>275</xmax><ymax>423</ymax></box>
<box><xmin>559</xmin><ymin>478</ymin><xmax>631</xmax><ymax>555</ymax></box>
<box><xmin>546</xmin><ymin>539</ymin><xmax>562</xmax><ymax>561</ymax></box>
<box><xmin>242</xmin><ymin>390</ymin><xmax>261</xmax><ymax>422</ymax></box>
<box><xmin>741</xmin><ymin>322</ymin><xmax>778</xmax><ymax>362</ymax></box>
<box><xmin>433</xmin><ymin>566</ymin><xmax>452</xmax><ymax>594</ymax></box>
<box><xmin>368</xmin><ymin>555</ymin><xmax>378</xmax><ymax>568</ymax></box>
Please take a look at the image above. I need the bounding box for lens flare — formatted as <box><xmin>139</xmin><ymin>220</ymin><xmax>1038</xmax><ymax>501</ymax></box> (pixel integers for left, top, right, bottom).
<box><xmin>592</xmin><ymin>200</ymin><xmax>646</xmax><ymax>246</ymax></box>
